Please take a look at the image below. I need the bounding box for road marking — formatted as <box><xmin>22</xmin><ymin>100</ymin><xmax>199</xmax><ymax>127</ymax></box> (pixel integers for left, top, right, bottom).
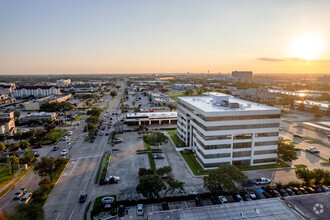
<box><xmin>71</xmin><ymin>153</ymin><xmax>103</xmax><ymax>160</ymax></box>
<box><xmin>67</xmin><ymin>190</ymin><xmax>72</xmax><ymax>199</ymax></box>
<box><xmin>69</xmin><ymin>160</ymin><xmax>79</xmax><ymax>176</ymax></box>
<box><xmin>55</xmin><ymin>212</ymin><xmax>61</xmax><ymax>220</ymax></box>
<box><xmin>69</xmin><ymin>209</ymin><xmax>75</xmax><ymax>220</ymax></box>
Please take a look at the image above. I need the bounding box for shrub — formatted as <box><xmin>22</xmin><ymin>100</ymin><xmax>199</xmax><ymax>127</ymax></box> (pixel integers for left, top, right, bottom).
<box><xmin>139</xmin><ymin>168</ymin><xmax>154</xmax><ymax>177</ymax></box>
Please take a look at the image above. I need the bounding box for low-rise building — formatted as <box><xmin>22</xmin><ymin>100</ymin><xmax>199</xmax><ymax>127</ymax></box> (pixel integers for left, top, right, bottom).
<box><xmin>294</xmin><ymin>100</ymin><xmax>330</xmax><ymax>112</ymax></box>
<box><xmin>126</xmin><ymin>112</ymin><xmax>177</xmax><ymax>126</ymax></box>
<box><xmin>24</xmin><ymin>94</ymin><xmax>72</xmax><ymax>111</ymax></box>
<box><xmin>173</xmin><ymin>84</ymin><xmax>195</xmax><ymax>91</ymax></box>
<box><xmin>14</xmin><ymin>86</ymin><xmax>61</xmax><ymax>98</ymax></box>
<box><xmin>56</xmin><ymin>79</ymin><xmax>71</xmax><ymax>87</ymax></box>
<box><xmin>148</xmin><ymin>92</ymin><xmax>175</xmax><ymax>106</ymax></box>
<box><xmin>22</xmin><ymin>112</ymin><xmax>57</xmax><ymax>122</ymax></box>
<box><xmin>240</xmin><ymin>86</ymin><xmax>277</xmax><ymax>103</ymax></box>
<box><xmin>62</xmin><ymin>86</ymin><xmax>96</xmax><ymax>93</ymax></box>
<box><xmin>177</xmin><ymin>92</ymin><xmax>280</xmax><ymax>169</ymax></box>
<box><xmin>0</xmin><ymin>112</ymin><xmax>16</xmax><ymax>136</ymax></box>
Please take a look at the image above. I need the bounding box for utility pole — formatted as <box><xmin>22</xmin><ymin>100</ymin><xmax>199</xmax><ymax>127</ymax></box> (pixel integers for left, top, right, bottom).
<box><xmin>7</xmin><ymin>155</ymin><xmax>12</xmax><ymax>177</ymax></box>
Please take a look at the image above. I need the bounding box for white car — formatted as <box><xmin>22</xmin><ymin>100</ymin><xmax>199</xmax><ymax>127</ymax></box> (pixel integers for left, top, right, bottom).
<box><xmin>306</xmin><ymin>147</ymin><xmax>320</xmax><ymax>153</ymax></box>
<box><xmin>105</xmin><ymin>176</ymin><xmax>120</xmax><ymax>182</ymax></box>
<box><xmin>136</xmin><ymin>204</ymin><xmax>144</xmax><ymax>216</ymax></box>
<box><xmin>61</xmin><ymin>149</ymin><xmax>68</xmax><ymax>156</ymax></box>
<box><xmin>254</xmin><ymin>177</ymin><xmax>271</xmax><ymax>185</ymax></box>
<box><xmin>218</xmin><ymin>196</ymin><xmax>227</xmax><ymax>204</ymax></box>
<box><xmin>66</xmin><ymin>138</ymin><xmax>72</xmax><ymax>143</ymax></box>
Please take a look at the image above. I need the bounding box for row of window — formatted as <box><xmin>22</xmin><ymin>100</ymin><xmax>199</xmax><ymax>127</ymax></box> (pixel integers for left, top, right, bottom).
<box><xmin>199</xmin><ymin>114</ymin><xmax>280</xmax><ymax>121</ymax></box>
<box><xmin>193</xmin><ymin>119</ymin><xmax>280</xmax><ymax>131</ymax></box>
<box><xmin>254</xmin><ymin>149</ymin><xmax>277</xmax><ymax>155</ymax></box>
<box><xmin>255</xmin><ymin>132</ymin><xmax>279</xmax><ymax>138</ymax></box>
<box><xmin>194</xmin><ymin>138</ymin><xmax>231</xmax><ymax>150</ymax></box>
<box><xmin>197</xmin><ymin>149</ymin><xmax>231</xmax><ymax>159</ymax></box>
<box><xmin>196</xmin><ymin>155</ymin><xmax>230</xmax><ymax>168</ymax></box>
<box><xmin>194</xmin><ymin>129</ymin><xmax>232</xmax><ymax>141</ymax></box>
<box><xmin>254</xmin><ymin>141</ymin><xmax>278</xmax><ymax>146</ymax></box>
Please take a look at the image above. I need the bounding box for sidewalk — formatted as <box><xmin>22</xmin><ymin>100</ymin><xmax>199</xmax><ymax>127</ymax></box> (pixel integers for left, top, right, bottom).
<box><xmin>0</xmin><ymin>171</ymin><xmax>19</xmax><ymax>195</ymax></box>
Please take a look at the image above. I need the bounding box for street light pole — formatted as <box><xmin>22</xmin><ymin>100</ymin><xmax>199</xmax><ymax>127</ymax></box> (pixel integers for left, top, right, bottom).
<box><xmin>7</xmin><ymin>155</ymin><xmax>12</xmax><ymax>177</ymax></box>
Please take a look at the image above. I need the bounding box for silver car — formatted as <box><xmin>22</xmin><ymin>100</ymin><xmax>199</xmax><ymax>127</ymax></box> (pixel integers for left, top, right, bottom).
<box><xmin>136</xmin><ymin>204</ymin><xmax>144</xmax><ymax>216</ymax></box>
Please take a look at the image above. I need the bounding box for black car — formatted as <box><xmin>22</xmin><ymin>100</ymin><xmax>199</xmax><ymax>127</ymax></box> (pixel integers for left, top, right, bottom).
<box><xmin>118</xmin><ymin>205</ymin><xmax>125</xmax><ymax>217</ymax></box>
<box><xmin>195</xmin><ymin>195</ymin><xmax>204</xmax><ymax>206</ymax></box>
<box><xmin>52</xmin><ymin>147</ymin><xmax>59</xmax><ymax>151</ymax></box>
<box><xmin>285</xmin><ymin>188</ymin><xmax>295</xmax><ymax>196</ymax></box>
<box><xmin>270</xmin><ymin>190</ymin><xmax>281</xmax><ymax>197</ymax></box>
<box><xmin>232</xmin><ymin>193</ymin><xmax>243</xmax><ymax>202</ymax></box>
<box><xmin>210</xmin><ymin>195</ymin><xmax>220</xmax><ymax>205</ymax></box>
<box><xmin>305</xmin><ymin>187</ymin><xmax>316</xmax><ymax>193</ymax></box>
<box><xmin>241</xmin><ymin>193</ymin><xmax>252</xmax><ymax>201</ymax></box>
<box><xmin>279</xmin><ymin>189</ymin><xmax>289</xmax><ymax>197</ymax></box>
<box><xmin>290</xmin><ymin>187</ymin><xmax>302</xmax><ymax>195</ymax></box>
<box><xmin>311</xmin><ymin>185</ymin><xmax>323</xmax><ymax>193</ymax></box>
<box><xmin>34</xmin><ymin>153</ymin><xmax>40</xmax><ymax>157</ymax></box>
<box><xmin>162</xmin><ymin>202</ymin><xmax>170</xmax><ymax>210</ymax></box>
<box><xmin>79</xmin><ymin>194</ymin><xmax>88</xmax><ymax>203</ymax></box>
<box><xmin>299</xmin><ymin>187</ymin><xmax>308</xmax><ymax>194</ymax></box>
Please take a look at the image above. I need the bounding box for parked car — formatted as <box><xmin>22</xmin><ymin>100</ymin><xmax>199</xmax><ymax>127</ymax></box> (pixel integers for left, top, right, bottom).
<box><xmin>52</xmin><ymin>147</ymin><xmax>59</xmax><ymax>151</ymax></box>
<box><xmin>285</xmin><ymin>188</ymin><xmax>295</xmax><ymax>196</ymax></box>
<box><xmin>312</xmin><ymin>185</ymin><xmax>323</xmax><ymax>193</ymax></box>
<box><xmin>293</xmin><ymin>147</ymin><xmax>301</xmax><ymax>151</ymax></box>
<box><xmin>270</xmin><ymin>190</ymin><xmax>281</xmax><ymax>197</ymax></box>
<box><xmin>232</xmin><ymin>193</ymin><xmax>243</xmax><ymax>202</ymax></box>
<box><xmin>162</xmin><ymin>202</ymin><xmax>170</xmax><ymax>210</ymax></box>
<box><xmin>279</xmin><ymin>189</ymin><xmax>289</xmax><ymax>197</ymax></box>
<box><xmin>241</xmin><ymin>193</ymin><xmax>252</xmax><ymax>201</ymax></box>
<box><xmin>102</xmin><ymin>197</ymin><xmax>115</xmax><ymax>204</ymax></box>
<box><xmin>299</xmin><ymin>187</ymin><xmax>309</xmax><ymax>194</ymax></box>
<box><xmin>153</xmin><ymin>154</ymin><xmax>164</xmax><ymax>159</ymax></box>
<box><xmin>79</xmin><ymin>194</ymin><xmax>88</xmax><ymax>203</ymax></box>
<box><xmin>136</xmin><ymin>204</ymin><xmax>144</xmax><ymax>216</ymax></box>
<box><xmin>114</xmin><ymin>138</ymin><xmax>123</xmax><ymax>143</ymax></box>
<box><xmin>105</xmin><ymin>176</ymin><xmax>120</xmax><ymax>183</ymax></box>
<box><xmin>195</xmin><ymin>195</ymin><xmax>204</xmax><ymax>206</ymax></box>
<box><xmin>293</xmin><ymin>134</ymin><xmax>302</xmax><ymax>138</ymax></box>
<box><xmin>306</xmin><ymin>147</ymin><xmax>320</xmax><ymax>153</ymax></box>
<box><xmin>34</xmin><ymin>152</ymin><xmax>40</xmax><ymax>157</ymax></box>
<box><xmin>254</xmin><ymin>178</ymin><xmax>271</xmax><ymax>185</ymax></box>
<box><xmin>218</xmin><ymin>195</ymin><xmax>228</xmax><ymax>204</ymax></box>
<box><xmin>20</xmin><ymin>192</ymin><xmax>32</xmax><ymax>204</ymax></box>
<box><xmin>290</xmin><ymin>187</ymin><xmax>302</xmax><ymax>195</ymax></box>
<box><xmin>13</xmin><ymin>188</ymin><xmax>26</xmax><ymax>200</ymax></box>
<box><xmin>246</xmin><ymin>190</ymin><xmax>257</xmax><ymax>200</ymax></box>
<box><xmin>304</xmin><ymin>186</ymin><xmax>316</xmax><ymax>193</ymax></box>
<box><xmin>321</xmin><ymin>185</ymin><xmax>330</xmax><ymax>192</ymax></box>
<box><xmin>118</xmin><ymin>205</ymin><xmax>125</xmax><ymax>217</ymax></box>
<box><xmin>61</xmin><ymin>149</ymin><xmax>68</xmax><ymax>156</ymax></box>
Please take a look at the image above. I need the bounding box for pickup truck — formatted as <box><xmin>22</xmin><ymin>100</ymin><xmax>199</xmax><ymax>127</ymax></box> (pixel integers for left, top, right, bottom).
<box><xmin>254</xmin><ymin>177</ymin><xmax>271</xmax><ymax>185</ymax></box>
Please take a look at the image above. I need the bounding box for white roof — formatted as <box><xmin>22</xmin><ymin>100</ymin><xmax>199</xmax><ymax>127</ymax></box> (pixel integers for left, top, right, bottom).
<box><xmin>126</xmin><ymin>111</ymin><xmax>177</xmax><ymax>119</ymax></box>
<box><xmin>179</xmin><ymin>93</ymin><xmax>278</xmax><ymax>113</ymax></box>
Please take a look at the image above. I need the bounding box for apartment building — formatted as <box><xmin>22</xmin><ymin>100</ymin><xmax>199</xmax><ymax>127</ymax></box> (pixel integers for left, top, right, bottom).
<box><xmin>14</xmin><ymin>86</ymin><xmax>61</xmax><ymax>98</ymax></box>
<box><xmin>56</xmin><ymin>79</ymin><xmax>71</xmax><ymax>87</ymax></box>
<box><xmin>177</xmin><ymin>93</ymin><xmax>280</xmax><ymax>169</ymax></box>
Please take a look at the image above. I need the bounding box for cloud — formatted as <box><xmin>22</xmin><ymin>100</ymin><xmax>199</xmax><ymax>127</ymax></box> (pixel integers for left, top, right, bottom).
<box><xmin>257</xmin><ymin>57</ymin><xmax>330</xmax><ymax>63</ymax></box>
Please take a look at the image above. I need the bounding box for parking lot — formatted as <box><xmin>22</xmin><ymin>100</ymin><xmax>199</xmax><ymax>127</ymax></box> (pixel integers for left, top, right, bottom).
<box><xmin>122</xmin><ymin>92</ymin><xmax>151</xmax><ymax>109</ymax></box>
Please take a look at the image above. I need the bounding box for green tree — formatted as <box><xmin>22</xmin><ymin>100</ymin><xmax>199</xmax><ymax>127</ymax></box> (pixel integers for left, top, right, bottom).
<box><xmin>136</xmin><ymin>174</ymin><xmax>166</xmax><ymax>199</ymax></box>
<box><xmin>110</xmin><ymin>90</ymin><xmax>117</xmax><ymax>98</ymax></box>
<box><xmin>19</xmin><ymin>140</ymin><xmax>30</xmax><ymax>151</ymax></box>
<box><xmin>143</xmin><ymin>132</ymin><xmax>169</xmax><ymax>147</ymax></box>
<box><xmin>313</xmin><ymin>169</ymin><xmax>330</xmax><ymax>185</ymax></box>
<box><xmin>163</xmin><ymin>177</ymin><xmax>184</xmax><ymax>198</ymax></box>
<box><xmin>156</xmin><ymin>166</ymin><xmax>172</xmax><ymax>177</ymax></box>
<box><xmin>184</xmin><ymin>89</ymin><xmax>193</xmax><ymax>96</ymax></box>
<box><xmin>295</xmin><ymin>168</ymin><xmax>314</xmax><ymax>186</ymax></box>
<box><xmin>23</xmin><ymin>150</ymin><xmax>35</xmax><ymax>164</ymax></box>
<box><xmin>87</xmin><ymin>107</ymin><xmax>104</xmax><ymax>117</ymax></box>
<box><xmin>14</xmin><ymin>110</ymin><xmax>21</xmax><ymax>120</ymax></box>
<box><xmin>167</xmin><ymin>103</ymin><xmax>177</xmax><ymax>111</ymax></box>
<box><xmin>85</xmin><ymin>116</ymin><xmax>100</xmax><ymax>124</ymax></box>
<box><xmin>34</xmin><ymin>157</ymin><xmax>67</xmax><ymax>181</ymax></box>
<box><xmin>203</xmin><ymin>165</ymin><xmax>246</xmax><ymax>193</ymax></box>
<box><xmin>0</xmin><ymin>142</ymin><xmax>6</xmax><ymax>154</ymax></box>
<box><xmin>39</xmin><ymin>178</ymin><xmax>52</xmax><ymax>193</ymax></box>
<box><xmin>8</xmin><ymin>143</ymin><xmax>20</xmax><ymax>154</ymax></box>
<box><xmin>45</xmin><ymin>123</ymin><xmax>56</xmax><ymax>132</ymax></box>
<box><xmin>11</xmin><ymin>203</ymin><xmax>44</xmax><ymax>220</ymax></box>
<box><xmin>277</xmin><ymin>140</ymin><xmax>297</xmax><ymax>162</ymax></box>
<box><xmin>132</xmin><ymin>101</ymin><xmax>136</xmax><ymax>108</ymax></box>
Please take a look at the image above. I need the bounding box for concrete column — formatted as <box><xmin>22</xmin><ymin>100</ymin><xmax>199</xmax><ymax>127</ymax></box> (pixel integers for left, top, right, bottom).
<box><xmin>149</xmin><ymin>120</ymin><xmax>151</xmax><ymax>125</ymax></box>
<box><xmin>159</xmin><ymin>120</ymin><xmax>161</xmax><ymax>125</ymax></box>
<box><xmin>138</xmin><ymin>121</ymin><xmax>141</xmax><ymax>126</ymax></box>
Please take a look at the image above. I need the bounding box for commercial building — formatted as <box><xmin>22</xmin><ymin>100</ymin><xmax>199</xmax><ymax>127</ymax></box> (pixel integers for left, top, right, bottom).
<box><xmin>125</xmin><ymin>112</ymin><xmax>177</xmax><ymax>126</ymax></box>
<box><xmin>24</xmin><ymin>94</ymin><xmax>72</xmax><ymax>111</ymax></box>
<box><xmin>240</xmin><ymin>86</ymin><xmax>277</xmax><ymax>103</ymax></box>
<box><xmin>232</xmin><ymin>71</ymin><xmax>253</xmax><ymax>80</ymax></box>
<box><xmin>56</xmin><ymin>79</ymin><xmax>71</xmax><ymax>87</ymax></box>
<box><xmin>22</xmin><ymin>112</ymin><xmax>57</xmax><ymax>122</ymax></box>
<box><xmin>294</xmin><ymin>100</ymin><xmax>330</xmax><ymax>112</ymax></box>
<box><xmin>148</xmin><ymin>92</ymin><xmax>176</xmax><ymax>106</ymax></box>
<box><xmin>14</xmin><ymin>86</ymin><xmax>61</xmax><ymax>98</ymax></box>
<box><xmin>177</xmin><ymin>93</ymin><xmax>280</xmax><ymax>169</ymax></box>
<box><xmin>0</xmin><ymin>112</ymin><xmax>16</xmax><ymax>136</ymax></box>
<box><xmin>172</xmin><ymin>84</ymin><xmax>195</xmax><ymax>91</ymax></box>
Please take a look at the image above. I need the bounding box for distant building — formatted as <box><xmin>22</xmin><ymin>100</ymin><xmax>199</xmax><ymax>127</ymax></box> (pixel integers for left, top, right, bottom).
<box><xmin>318</xmin><ymin>75</ymin><xmax>330</xmax><ymax>85</ymax></box>
<box><xmin>126</xmin><ymin>112</ymin><xmax>177</xmax><ymax>126</ymax></box>
<box><xmin>0</xmin><ymin>112</ymin><xmax>16</xmax><ymax>136</ymax></box>
<box><xmin>240</xmin><ymin>87</ymin><xmax>277</xmax><ymax>103</ymax></box>
<box><xmin>24</xmin><ymin>94</ymin><xmax>72</xmax><ymax>111</ymax></box>
<box><xmin>294</xmin><ymin>100</ymin><xmax>330</xmax><ymax>112</ymax></box>
<box><xmin>232</xmin><ymin>71</ymin><xmax>253</xmax><ymax>80</ymax></box>
<box><xmin>22</xmin><ymin>112</ymin><xmax>57</xmax><ymax>122</ymax></box>
<box><xmin>14</xmin><ymin>86</ymin><xmax>61</xmax><ymax>98</ymax></box>
<box><xmin>0</xmin><ymin>83</ymin><xmax>15</xmax><ymax>96</ymax></box>
<box><xmin>62</xmin><ymin>86</ymin><xmax>96</xmax><ymax>93</ymax></box>
<box><xmin>56</xmin><ymin>79</ymin><xmax>71</xmax><ymax>87</ymax></box>
<box><xmin>172</xmin><ymin>84</ymin><xmax>195</xmax><ymax>91</ymax></box>
<box><xmin>148</xmin><ymin>92</ymin><xmax>176</xmax><ymax>106</ymax></box>
<box><xmin>177</xmin><ymin>93</ymin><xmax>280</xmax><ymax>169</ymax></box>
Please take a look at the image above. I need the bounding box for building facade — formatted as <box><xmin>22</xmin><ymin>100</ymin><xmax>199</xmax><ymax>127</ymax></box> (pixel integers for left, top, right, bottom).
<box><xmin>232</xmin><ymin>71</ymin><xmax>253</xmax><ymax>80</ymax></box>
<box><xmin>22</xmin><ymin>112</ymin><xmax>57</xmax><ymax>122</ymax></box>
<box><xmin>14</xmin><ymin>86</ymin><xmax>61</xmax><ymax>98</ymax></box>
<box><xmin>177</xmin><ymin>93</ymin><xmax>280</xmax><ymax>169</ymax></box>
<box><xmin>56</xmin><ymin>79</ymin><xmax>71</xmax><ymax>87</ymax></box>
<box><xmin>0</xmin><ymin>112</ymin><xmax>16</xmax><ymax>136</ymax></box>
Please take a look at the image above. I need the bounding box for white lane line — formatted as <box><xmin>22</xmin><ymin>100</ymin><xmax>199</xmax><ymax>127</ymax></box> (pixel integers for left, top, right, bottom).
<box><xmin>69</xmin><ymin>160</ymin><xmax>79</xmax><ymax>176</ymax></box>
<box><xmin>55</xmin><ymin>212</ymin><xmax>61</xmax><ymax>220</ymax></box>
<box><xmin>69</xmin><ymin>209</ymin><xmax>75</xmax><ymax>220</ymax></box>
<box><xmin>67</xmin><ymin>190</ymin><xmax>72</xmax><ymax>199</ymax></box>
<box><xmin>84</xmin><ymin>156</ymin><xmax>98</xmax><ymax>181</ymax></box>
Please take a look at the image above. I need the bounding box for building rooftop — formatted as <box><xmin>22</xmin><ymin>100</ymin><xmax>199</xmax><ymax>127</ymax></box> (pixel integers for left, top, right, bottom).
<box><xmin>126</xmin><ymin>111</ymin><xmax>177</xmax><ymax>119</ymax></box>
<box><xmin>179</xmin><ymin>92</ymin><xmax>279</xmax><ymax>113</ymax></box>
<box><xmin>148</xmin><ymin>198</ymin><xmax>302</xmax><ymax>220</ymax></box>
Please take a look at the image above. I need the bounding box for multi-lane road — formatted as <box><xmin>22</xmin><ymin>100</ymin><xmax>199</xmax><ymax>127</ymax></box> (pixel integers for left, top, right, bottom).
<box><xmin>0</xmin><ymin>83</ymin><xmax>124</xmax><ymax>220</ymax></box>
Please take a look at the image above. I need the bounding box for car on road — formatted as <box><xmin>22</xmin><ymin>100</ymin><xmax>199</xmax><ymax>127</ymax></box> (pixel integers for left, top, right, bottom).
<box><xmin>293</xmin><ymin>134</ymin><xmax>302</xmax><ymax>138</ymax></box>
<box><xmin>105</xmin><ymin>131</ymin><xmax>110</xmax><ymax>136</ymax></box>
<box><xmin>102</xmin><ymin>197</ymin><xmax>115</xmax><ymax>204</ymax></box>
<box><xmin>20</xmin><ymin>192</ymin><xmax>32</xmax><ymax>204</ymax></box>
<box><xmin>106</xmin><ymin>176</ymin><xmax>120</xmax><ymax>183</ymax></box>
<box><xmin>153</xmin><ymin>154</ymin><xmax>164</xmax><ymax>159</ymax></box>
<box><xmin>218</xmin><ymin>195</ymin><xmax>228</xmax><ymax>204</ymax></box>
<box><xmin>61</xmin><ymin>149</ymin><xmax>68</xmax><ymax>156</ymax></box>
<box><xmin>79</xmin><ymin>194</ymin><xmax>88</xmax><ymax>203</ymax></box>
<box><xmin>99</xmin><ymin>132</ymin><xmax>104</xmax><ymax>136</ymax></box>
<box><xmin>118</xmin><ymin>205</ymin><xmax>125</xmax><ymax>217</ymax></box>
<box><xmin>306</xmin><ymin>147</ymin><xmax>320</xmax><ymax>153</ymax></box>
<box><xmin>136</xmin><ymin>204</ymin><xmax>144</xmax><ymax>216</ymax></box>
<box><xmin>52</xmin><ymin>147</ymin><xmax>59</xmax><ymax>151</ymax></box>
<box><xmin>66</xmin><ymin>138</ymin><xmax>72</xmax><ymax>143</ymax></box>
<box><xmin>254</xmin><ymin>177</ymin><xmax>271</xmax><ymax>185</ymax></box>
<box><xmin>13</xmin><ymin>188</ymin><xmax>26</xmax><ymax>200</ymax></box>
<box><xmin>68</xmin><ymin>131</ymin><xmax>73</xmax><ymax>136</ymax></box>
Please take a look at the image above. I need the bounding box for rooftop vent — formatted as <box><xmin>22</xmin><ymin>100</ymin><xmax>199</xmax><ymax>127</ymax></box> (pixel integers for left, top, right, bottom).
<box><xmin>211</xmin><ymin>94</ymin><xmax>229</xmax><ymax>105</ymax></box>
<box><xmin>230</xmin><ymin>102</ymin><xmax>240</xmax><ymax>109</ymax></box>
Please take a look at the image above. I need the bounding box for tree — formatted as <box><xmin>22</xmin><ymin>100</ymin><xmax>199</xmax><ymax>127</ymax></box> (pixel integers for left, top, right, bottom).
<box><xmin>19</xmin><ymin>140</ymin><xmax>30</xmax><ymax>151</ymax></box>
<box><xmin>22</xmin><ymin>150</ymin><xmax>35</xmax><ymax>164</ymax></box>
<box><xmin>313</xmin><ymin>169</ymin><xmax>330</xmax><ymax>185</ymax></box>
<box><xmin>167</xmin><ymin>104</ymin><xmax>177</xmax><ymax>111</ymax></box>
<box><xmin>143</xmin><ymin>132</ymin><xmax>169</xmax><ymax>147</ymax></box>
<box><xmin>87</xmin><ymin>107</ymin><xmax>104</xmax><ymax>117</ymax></box>
<box><xmin>14</xmin><ymin>110</ymin><xmax>21</xmax><ymax>120</ymax></box>
<box><xmin>277</xmin><ymin>141</ymin><xmax>297</xmax><ymax>162</ymax></box>
<box><xmin>110</xmin><ymin>91</ymin><xmax>117</xmax><ymax>98</ymax></box>
<box><xmin>45</xmin><ymin>123</ymin><xmax>56</xmax><ymax>132</ymax></box>
<box><xmin>39</xmin><ymin>178</ymin><xmax>52</xmax><ymax>193</ymax></box>
<box><xmin>295</xmin><ymin>168</ymin><xmax>314</xmax><ymax>186</ymax></box>
<box><xmin>203</xmin><ymin>165</ymin><xmax>246</xmax><ymax>193</ymax></box>
<box><xmin>10</xmin><ymin>203</ymin><xmax>44</xmax><ymax>220</ymax></box>
<box><xmin>311</xmin><ymin>105</ymin><xmax>319</xmax><ymax>113</ymax></box>
<box><xmin>156</xmin><ymin>166</ymin><xmax>172</xmax><ymax>177</ymax></box>
<box><xmin>163</xmin><ymin>177</ymin><xmax>184</xmax><ymax>198</ymax></box>
<box><xmin>184</xmin><ymin>89</ymin><xmax>193</xmax><ymax>96</ymax></box>
<box><xmin>8</xmin><ymin>143</ymin><xmax>20</xmax><ymax>154</ymax></box>
<box><xmin>34</xmin><ymin>157</ymin><xmax>67</xmax><ymax>181</ymax></box>
<box><xmin>132</xmin><ymin>101</ymin><xmax>136</xmax><ymax>108</ymax></box>
<box><xmin>298</xmin><ymin>102</ymin><xmax>305</xmax><ymax>111</ymax></box>
<box><xmin>0</xmin><ymin>142</ymin><xmax>6</xmax><ymax>154</ymax></box>
<box><xmin>138</xmin><ymin>168</ymin><xmax>154</xmax><ymax>177</ymax></box>
<box><xmin>85</xmin><ymin>116</ymin><xmax>100</xmax><ymax>124</ymax></box>
<box><xmin>136</xmin><ymin>174</ymin><xmax>166</xmax><ymax>199</ymax></box>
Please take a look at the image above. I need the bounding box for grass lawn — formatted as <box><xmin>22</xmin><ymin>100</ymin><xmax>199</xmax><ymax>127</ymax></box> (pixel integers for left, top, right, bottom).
<box><xmin>294</xmin><ymin>164</ymin><xmax>307</xmax><ymax>168</ymax></box>
<box><xmin>0</xmin><ymin>164</ymin><xmax>19</xmax><ymax>190</ymax></box>
<box><xmin>167</xmin><ymin>130</ymin><xmax>186</xmax><ymax>147</ymax></box>
<box><xmin>148</xmin><ymin>152</ymin><xmax>156</xmax><ymax>172</ymax></box>
<box><xmin>95</xmin><ymin>154</ymin><xmax>105</xmax><ymax>183</ymax></box>
<box><xmin>168</xmin><ymin>93</ymin><xmax>199</xmax><ymax>101</ymax></box>
<box><xmin>73</xmin><ymin>114</ymin><xmax>85</xmax><ymax>121</ymax></box>
<box><xmin>49</xmin><ymin>129</ymin><xmax>67</xmax><ymax>141</ymax></box>
<box><xmin>321</xmin><ymin>161</ymin><xmax>330</xmax><ymax>166</ymax></box>
<box><xmin>105</xmin><ymin>104</ymin><xmax>110</xmax><ymax>110</ymax></box>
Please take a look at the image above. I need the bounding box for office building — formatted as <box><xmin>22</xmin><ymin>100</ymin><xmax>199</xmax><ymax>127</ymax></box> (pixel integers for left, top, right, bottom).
<box><xmin>56</xmin><ymin>79</ymin><xmax>71</xmax><ymax>87</ymax></box>
<box><xmin>177</xmin><ymin>93</ymin><xmax>280</xmax><ymax>169</ymax></box>
<box><xmin>232</xmin><ymin>71</ymin><xmax>253</xmax><ymax>80</ymax></box>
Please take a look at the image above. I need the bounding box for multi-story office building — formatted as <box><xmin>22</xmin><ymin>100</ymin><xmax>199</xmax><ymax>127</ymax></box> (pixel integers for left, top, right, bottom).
<box><xmin>177</xmin><ymin>93</ymin><xmax>280</xmax><ymax>169</ymax></box>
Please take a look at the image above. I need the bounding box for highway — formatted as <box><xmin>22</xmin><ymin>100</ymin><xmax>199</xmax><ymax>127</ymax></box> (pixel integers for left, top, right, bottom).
<box><xmin>0</xmin><ymin>82</ymin><xmax>124</xmax><ymax>220</ymax></box>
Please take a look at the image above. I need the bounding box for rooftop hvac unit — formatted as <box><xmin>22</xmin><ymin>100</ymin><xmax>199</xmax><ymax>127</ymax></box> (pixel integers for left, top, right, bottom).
<box><xmin>230</xmin><ymin>102</ymin><xmax>240</xmax><ymax>108</ymax></box>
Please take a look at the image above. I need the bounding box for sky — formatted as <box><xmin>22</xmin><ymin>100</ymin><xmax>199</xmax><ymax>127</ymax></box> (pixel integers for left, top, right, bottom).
<box><xmin>0</xmin><ymin>0</ymin><xmax>330</xmax><ymax>74</ymax></box>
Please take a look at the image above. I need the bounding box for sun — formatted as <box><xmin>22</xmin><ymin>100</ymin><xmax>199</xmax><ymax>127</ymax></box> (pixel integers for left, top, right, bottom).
<box><xmin>287</xmin><ymin>34</ymin><xmax>325</xmax><ymax>60</ymax></box>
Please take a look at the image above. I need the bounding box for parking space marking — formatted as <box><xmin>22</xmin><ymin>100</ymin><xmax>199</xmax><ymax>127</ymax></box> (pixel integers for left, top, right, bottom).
<box><xmin>55</xmin><ymin>212</ymin><xmax>61</xmax><ymax>220</ymax></box>
<box><xmin>66</xmin><ymin>190</ymin><xmax>72</xmax><ymax>199</ymax></box>
<box><xmin>68</xmin><ymin>209</ymin><xmax>74</xmax><ymax>220</ymax></box>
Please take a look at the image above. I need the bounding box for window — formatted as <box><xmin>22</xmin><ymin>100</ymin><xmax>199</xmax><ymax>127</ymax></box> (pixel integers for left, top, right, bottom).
<box><xmin>233</xmin><ymin>142</ymin><xmax>251</xmax><ymax>149</ymax></box>
<box><xmin>197</xmin><ymin>149</ymin><xmax>230</xmax><ymax>159</ymax></box>
<box><xmin>233</xmin><ymin>134</ymin><xmax>252</xmax><ymax>140</ymax></box>
<box><xmin>232</xmin><ymin>160</ymin><xmax>250</xmax><ymax>166</ymax></box>
<box><xmin>196</xmin><ymin>156</ymin><xmax>230</xmax><ymax>168</ymax></box>
<box><xmin>233</xmin><ymin>151</ymin><xmax>251</xmax><ymax>157</ymax></box>
<box><xmin>255</xmin><ymin>132</ymin><xmax>279</xmax><ymax>138</ymax></box>
<box><xmin>253</xmin><ymin>158</ymin><xmax>276</xmax><ymax>164</ymax></box>
<box><xmin>199</xmin><ymin>114</ymin><xmax>280</xmax><ymax>121</ymax></box>
<box><xmin>254</xmin><ymin>150</ymin><xmax>277</xmax><ymax>155</ymax></box>
<box><xmin>254</xmin><ymin>141</ymin><xmax>278</xmax><ymax>147</ymax></box>
<box><xmin>195</xmin><ymin>130</ymin><xmax>232</xmax><ymax>140</ymax></box>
